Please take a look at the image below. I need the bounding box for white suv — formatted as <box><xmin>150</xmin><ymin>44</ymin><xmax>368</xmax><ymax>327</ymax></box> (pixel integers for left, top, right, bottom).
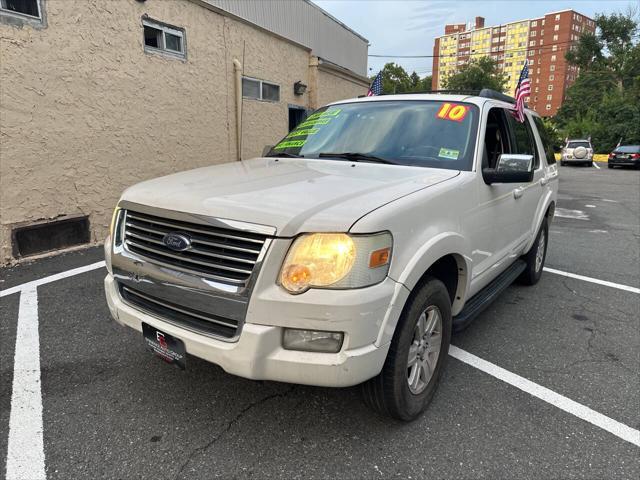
<box><xmin>104</xmin><ymin>90</ymin><xmax>558</xmax><ymax>420</ymax></box>
<box><xmin>561</xmin><ymin>139</ymin><xmax>594</xmax><ymax>166</ymax></box>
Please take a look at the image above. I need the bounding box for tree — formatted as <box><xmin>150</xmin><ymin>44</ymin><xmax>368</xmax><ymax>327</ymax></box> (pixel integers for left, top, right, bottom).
<box><xmin>369</xmin><ymin>63</ymin><xmax>432</xmax><ymax>94</ymax></box>
<box><xmin>555</xmin><ymin>10</ymin><xmax>640</xmax><ymax>151</ymax></box>
<box><xmin>442</xmin><ymin>57</ymin><xmax>508</xmax><ymax>92</ymax></box>
<box><xmin>566</xmin><ymin>11</ymin><xmax>639</xmax><ymax>91</ymax></box>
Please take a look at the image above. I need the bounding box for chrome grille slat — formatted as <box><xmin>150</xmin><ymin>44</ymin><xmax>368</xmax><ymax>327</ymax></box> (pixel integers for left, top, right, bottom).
<box><xmin>125</xmin><ymin>222</ymin><xmax>262</xmax><ymax>254</ymax></box>
<box><xmin>127</xmin><ymin>213</ymin><xmax>265</xmax><ymax>244</ymax></box>
<box><xmin>122</xmin><ymin>209</ymin><xmax>267</xmax><ymax>285</ymax></box>
<box><xmin>125</xmin><ymin>239</ymin><xmax>254</xmax><ymax>275</ymax></box>
<box><xmin>124</xmin><ymin>231</ymin><xmax>257</xmax><ymax>265</ymax></box>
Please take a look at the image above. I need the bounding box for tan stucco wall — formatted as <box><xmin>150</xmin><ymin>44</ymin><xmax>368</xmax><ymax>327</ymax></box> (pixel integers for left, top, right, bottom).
<box><xmin>316</xmin><ymin>67</ymin><xmax>369</xmax><ymax>107</ymax></box>
<box><xmin>0</xmin><ymin>0</ymin><xmax>368</xmax><ymax>265</ymax></box>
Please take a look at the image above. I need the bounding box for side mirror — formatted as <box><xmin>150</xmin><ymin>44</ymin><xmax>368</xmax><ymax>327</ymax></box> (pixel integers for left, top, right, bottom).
<box><xmin>262</xmin><ymin>145</ymin><xmax>274</xmax><ymax>157</ymax></box>
<box><xmin>483</xmin><ymin>154</ymin><xmax>534</xmax><ymax>185</ymax></box>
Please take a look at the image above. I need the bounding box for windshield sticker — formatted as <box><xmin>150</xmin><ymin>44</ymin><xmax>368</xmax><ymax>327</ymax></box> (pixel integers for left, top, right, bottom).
<box><xmin>297</xmin><ymin>117</ymin><xmax>333</xmax><ymax>129</ymax></box>
<box><xmin>274</xmin><ymin>139</ymin><xmax>307</xmax><ymax>150</ymax></box>
<box><xmin>286</xmin><ymin>128</ymin><xmax>319</xmax><ymax>138</ymax></box>
<box><xmin>306</xmin><ymin>108</ymin><xmax>342</xmax><ymax>121</ymax></box>
<box><xmin>436</xmin><ymin>103</ymin><xmax>469</xmax><ymax>122</ymax></box>
<box><xmin>438</xmin><ymin>147</ymin><xmax>460</xmax><ymax>160</ymax></box>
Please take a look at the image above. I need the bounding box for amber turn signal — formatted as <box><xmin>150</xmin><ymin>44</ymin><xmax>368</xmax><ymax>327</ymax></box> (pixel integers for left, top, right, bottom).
<box><xmin>369</xmin><ymin>247</ymin><xmax>391</xmax><ymax>268</ymax></box>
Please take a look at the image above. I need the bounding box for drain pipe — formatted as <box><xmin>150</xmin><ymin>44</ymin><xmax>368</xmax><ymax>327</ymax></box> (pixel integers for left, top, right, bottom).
<box><xmin>233</xmin><ymin>59</ymin><xmax>243</xmax><ymax>161</ymax></box>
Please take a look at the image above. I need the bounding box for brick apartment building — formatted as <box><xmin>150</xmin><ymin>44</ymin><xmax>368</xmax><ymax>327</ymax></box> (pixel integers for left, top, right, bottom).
<box><xmin>431</xmin><ymin>10</ymin><xmax>595</xmax><ymax>116</ymax></box>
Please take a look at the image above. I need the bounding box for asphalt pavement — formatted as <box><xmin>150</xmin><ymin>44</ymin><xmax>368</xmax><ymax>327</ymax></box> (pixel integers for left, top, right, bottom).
<box><xmin>1</xmin><ymin>162</ymin><xmax>639</xmax><ymax>479</ymax></box>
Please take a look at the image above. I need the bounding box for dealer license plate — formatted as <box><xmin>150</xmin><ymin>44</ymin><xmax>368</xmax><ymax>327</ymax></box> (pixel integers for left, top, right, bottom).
<box><xmin>142</xmin><ymin>323</ymin><xmax>186</xmax><ymax>370</ymax></box>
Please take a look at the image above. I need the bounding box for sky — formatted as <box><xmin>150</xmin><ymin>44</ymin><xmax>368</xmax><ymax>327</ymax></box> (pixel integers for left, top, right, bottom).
<box><xmin>314</xmin><ymin>0</ymin><xmax>637</xmax><ymax>78</ymax></box>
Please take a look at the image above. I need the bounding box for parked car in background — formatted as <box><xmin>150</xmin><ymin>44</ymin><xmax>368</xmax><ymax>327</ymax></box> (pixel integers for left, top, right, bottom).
<box><xmin>608</xmin><ymin>145</ymin><xmax>640</xmax><ymax>169</ymax></box>
<box><xmin>560</xmin><ymin>139</ymin><xmax>594</xmax><ymax>167</ymax></box>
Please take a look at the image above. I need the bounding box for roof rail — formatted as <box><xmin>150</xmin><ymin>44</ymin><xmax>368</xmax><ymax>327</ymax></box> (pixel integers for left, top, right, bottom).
<box><xmin>478</xmin><ymin>88</ymin><xmax>516</xmax><ymax>104</ymax></box>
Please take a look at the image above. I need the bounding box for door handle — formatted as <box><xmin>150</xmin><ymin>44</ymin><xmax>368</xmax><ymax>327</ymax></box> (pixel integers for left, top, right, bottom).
<box><xmin>540</xmin><ymin>177</ymin><xmax>549</xmax><ymax>186</ymax></box>
<box><xmin>513</xmin><ymin>187</ymin><xmax>524</xmax><ymax>199</ymax></box>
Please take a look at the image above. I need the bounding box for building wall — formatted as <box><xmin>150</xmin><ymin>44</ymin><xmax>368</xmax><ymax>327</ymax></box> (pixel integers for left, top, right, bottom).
<box><xmin>201</xmin><ymin>0</ymin><xmax>369</xmax><ymax>76</ymax></box>
<box><xmin>0</xmin><ymin>0</ymin><xmax>367</xmax><ymax>264</ymax></box>
<box><xmin>315</xmin><ymin>66</ymin><xmax>369</xmax><ymax>107</ymax></box>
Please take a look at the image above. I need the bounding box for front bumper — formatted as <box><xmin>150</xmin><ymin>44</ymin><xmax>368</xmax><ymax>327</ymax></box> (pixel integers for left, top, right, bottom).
<box><xmin>104</xmin><ymin>273</ymin><xmax>395</xmax><ymax>387</ymax></box>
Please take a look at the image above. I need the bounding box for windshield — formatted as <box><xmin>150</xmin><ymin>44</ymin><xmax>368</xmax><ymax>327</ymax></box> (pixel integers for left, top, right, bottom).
<box><xmin>268</xmin><ymin>100</ymin><xmax>479</xmax><ymax>171</ymax></box>
<box><xmin>616</xmin><ymin>145</ymin><xmax>640</xmax><ymax>153</ymax></box>
<box><xmin>567</xmin><ymin>141</ymin><xmax>591</xmax><ymax>149</ymax></box>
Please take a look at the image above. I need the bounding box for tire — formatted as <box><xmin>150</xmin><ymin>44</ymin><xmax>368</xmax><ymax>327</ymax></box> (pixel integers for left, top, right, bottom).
<box><xmin>518</xmin><ymin>217</ymin><xmax>549</xmax><ymax>285</ymax></box>
<box><xmin>560</xmin><ymin>161</ymin><xmax>566</xmax><ymax>166</ymax></box>
<box><xmin>608</xmin><ymin>164</ymin><xmax>613</xmax><ymax>169</ymax></box>
<box><xmin>361</xmin><ymin>277</ymin><xmax>452</xmax><ymax>421</ymax></box>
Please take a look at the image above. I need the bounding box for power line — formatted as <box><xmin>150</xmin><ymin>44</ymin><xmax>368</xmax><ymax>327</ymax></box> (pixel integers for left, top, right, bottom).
<box><xmin>368</xmin><ymin>38</ymin><xmax>585</xmax><ymax>60</ymax></box>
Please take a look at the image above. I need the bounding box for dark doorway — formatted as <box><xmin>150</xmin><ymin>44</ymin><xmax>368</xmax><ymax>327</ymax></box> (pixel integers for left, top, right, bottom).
<box><xmin>288</xmin><ymin>106</ymin><xmax>307</xmax><ymax>131</ymax></box>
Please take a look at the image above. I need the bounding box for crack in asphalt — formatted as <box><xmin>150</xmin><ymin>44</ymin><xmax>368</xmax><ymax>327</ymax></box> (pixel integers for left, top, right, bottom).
<box><xmin>173</xmin><ymin>385</ymin><xmax>297</xmax><ymax>479</ymax></box>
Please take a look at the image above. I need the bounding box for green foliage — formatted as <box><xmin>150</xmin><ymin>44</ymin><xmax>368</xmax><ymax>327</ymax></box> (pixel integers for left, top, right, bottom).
<box><xmin>442</xmin><ymin>57</ymin><xmax>508</xmax><ymax>92</ymax></box>
<box><xmin>370</xmin><ymin>63</ymin><xmax>431</xmax><ymax>94</ymax></box>
<box><xmin>553</xmin><ymin>11</ymin><xmax>640</xmax><ymax>152</ymax></box>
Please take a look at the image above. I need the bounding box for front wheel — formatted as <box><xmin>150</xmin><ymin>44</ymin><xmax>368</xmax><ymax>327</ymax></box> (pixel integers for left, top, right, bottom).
<box><xmin>518</xmin><ymin>218</ymin><xmax>548</xmax><ymax>285</ymax></box>
<box><xmin>361</xmin><ymin>277</ymin><xmax>452</xmax><ymax>421</ymax></box>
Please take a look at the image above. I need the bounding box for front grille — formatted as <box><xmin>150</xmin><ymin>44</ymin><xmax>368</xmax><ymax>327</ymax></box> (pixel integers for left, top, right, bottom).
<box><xmin>122</xmin><ymin>210</ymin><xmax>267</xmax><ymax>286</ymax></box>
<box><xmin>119</xmin><ymin>284</ymin><xmax>238</xmax><ymax>338</ymax></box>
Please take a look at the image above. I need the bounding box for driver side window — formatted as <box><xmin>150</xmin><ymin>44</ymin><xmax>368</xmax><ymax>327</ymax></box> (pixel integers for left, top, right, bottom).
<box><xmin>483</xmin><ymin>108</ymin><xmax>513</xmax><ymax>169</ymax></box>
<box><xmin>507</xmin><ymin>114</ymin><xmax>539</xmax><ymax>169</ymax></box>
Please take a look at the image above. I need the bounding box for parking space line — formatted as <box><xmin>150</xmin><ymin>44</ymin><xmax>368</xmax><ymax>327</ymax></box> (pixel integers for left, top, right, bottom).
<box><xmin>5</xmin><ymin>286</ymin><xmax>46</xmax><ymax>480</ymax></box>
<box><xmin>450</xmin><ymin>346</ymin><xmax>640</xmax><ymax>448</ymax></box>
<box><xmin>0</xmin><ymin>261</ymin><xmax>105</xmax><ymax>298</ymax></box>
<box><xmin>593</xmin><ymin>162</ymin><xmax>601</xmax><ymax>170</ymax></box>
<box><xmin>543</xmin><ymin>267</ymin><xmax>640</xmax><ymax>294</ymax></box>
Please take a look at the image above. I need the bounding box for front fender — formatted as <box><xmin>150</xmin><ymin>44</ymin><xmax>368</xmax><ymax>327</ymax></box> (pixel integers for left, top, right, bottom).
<box><xmin>377</xmin><ymin>232</ymin><xmax>471</xmax><ymax>345</ymax></box>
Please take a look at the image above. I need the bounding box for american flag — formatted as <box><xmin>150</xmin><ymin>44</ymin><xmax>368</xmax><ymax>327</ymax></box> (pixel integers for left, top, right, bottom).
<box><xmin>513</xmin><ymin>61</ymin><xmax>531</xmax><ymax>122</ymax></box>
<box><xmin>367</xmin><ymin>71</ymin><xmax>383</xmax><ymax>96</ymax></box>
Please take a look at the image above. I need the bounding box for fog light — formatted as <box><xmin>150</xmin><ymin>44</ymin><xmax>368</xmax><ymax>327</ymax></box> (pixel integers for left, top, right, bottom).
<box><xmin>283</xmin><ymin>328</ymin><xmax>344</xmax><ymax>353</ymax></box>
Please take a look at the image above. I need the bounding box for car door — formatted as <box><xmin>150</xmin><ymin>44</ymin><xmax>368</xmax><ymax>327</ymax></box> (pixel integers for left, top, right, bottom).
<box><xmin>466</xmin><ymin>106</ymin><xmax>523</xmax><ymax>296</ymax></box>
<box><xmin>506</xmin><ymin>113</ymin><xmax>546</xmax><ymax>242</ymax></box>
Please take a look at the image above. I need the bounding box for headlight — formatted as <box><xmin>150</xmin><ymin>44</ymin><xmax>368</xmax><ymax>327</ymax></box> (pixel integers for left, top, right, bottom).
<box><xmin>279</xmin><ymin>232</ymin><xmax>392</xmax><ymax>294</ymax></box>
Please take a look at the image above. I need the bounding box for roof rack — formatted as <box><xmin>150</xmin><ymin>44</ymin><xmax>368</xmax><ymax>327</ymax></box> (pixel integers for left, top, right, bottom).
<box><xmin>478</xmin><ymin>88</ymin><xmax>516</xmax><ymax>104</ymax></box>
<box><xmin>358</xmin><ymin>88</ymin><xmax>517</xmax><ymax>104</ymax></box>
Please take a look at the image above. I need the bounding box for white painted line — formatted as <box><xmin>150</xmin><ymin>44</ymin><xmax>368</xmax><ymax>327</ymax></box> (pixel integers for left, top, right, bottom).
<box><xmin>5</xmin><ymin>286</ymin><xmax>46</xmax><ymax>480</ymax></box>
<box><xmin>544</xmin><ymin>267</ymin><xmax>640</xmax><ymax>294</ymax></box>
<box><xmin>0</xmin><ymin>260</ymin><xmax>105</xmax><ymax>298</ymax></box>
<box><xmin>585</xmin><ymin>204</ymin><xmax>596</xmax><ymax>208</ymax></box>
<box><xmin>554</xmin><ymin>208</ymin><xmax>589</xmax><ymax>220</ymax></box>
<box><xmin>449</xmin><ymin>346</ymin><xmax>640</xmax><ymax>448</ymax></box>
<box><xmin>593</xmin><ymin>162</ymin><xmax>601</xmax><ymax>169</ymax></box>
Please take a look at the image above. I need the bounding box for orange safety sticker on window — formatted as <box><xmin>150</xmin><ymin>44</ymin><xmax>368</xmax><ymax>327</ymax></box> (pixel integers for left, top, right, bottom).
<box><xmin>436</xmin><ymin>103</ymin><xmax>469</xmax><ymax>122</ymax></box>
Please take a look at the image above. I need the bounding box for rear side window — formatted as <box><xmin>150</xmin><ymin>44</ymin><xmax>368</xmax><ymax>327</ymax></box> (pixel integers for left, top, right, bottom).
<box><xmin>508</xmin><ymin>114</ymin><xmax>539</xmax><ymax>168</ymax></box>
<box><xmin>533</xmin><ymin>116</ymin><xmax>556</xmax><ymax>165</ymax></box>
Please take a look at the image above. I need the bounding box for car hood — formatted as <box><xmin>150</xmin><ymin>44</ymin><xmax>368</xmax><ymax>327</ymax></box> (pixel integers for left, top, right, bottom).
<box><xmin>120</xmin><ymin>157</ymin><xmax>459</xmax><ymax>236</ymax></box>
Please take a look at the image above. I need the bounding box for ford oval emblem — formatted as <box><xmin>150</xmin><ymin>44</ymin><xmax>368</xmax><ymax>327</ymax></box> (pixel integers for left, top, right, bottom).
<box><xmin>162</xmin><ymin>232</ymin><xmax>192</xmax><ymax>252</ymax></box>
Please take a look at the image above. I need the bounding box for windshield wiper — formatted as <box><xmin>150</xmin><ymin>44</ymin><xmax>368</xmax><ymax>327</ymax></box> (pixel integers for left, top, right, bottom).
<box><xmin>265</xmin><ymin>152</ymin><xmax>303</xmax><ymax>158</ymax></box>
<box><xmin>317</xmin><ymin>152</ymin><xmax>396</xmax><ymax>165</ymax></box>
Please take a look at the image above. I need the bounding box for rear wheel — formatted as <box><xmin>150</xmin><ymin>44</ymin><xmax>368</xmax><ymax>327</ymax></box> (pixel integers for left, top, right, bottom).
<box><xmin>518</xmin><ymin>218</ymin><xmax>548</xmax><ymax>285</ymax></box>
<box><xmin>361</xmin><ymin>277</ymin><xmax>452</xmax><ymax>421</ymax></box>
<box><xmin>608</xmin><ymin>164</ymin><xmax>614</xmax><ymax>169</ymax></box>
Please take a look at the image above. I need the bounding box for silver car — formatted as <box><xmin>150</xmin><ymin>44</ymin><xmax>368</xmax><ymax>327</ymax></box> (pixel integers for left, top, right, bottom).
<box><xmin>561</xmin><ymin>139</ymin><xmax>594</xmax><ymax>166</ymax></box>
